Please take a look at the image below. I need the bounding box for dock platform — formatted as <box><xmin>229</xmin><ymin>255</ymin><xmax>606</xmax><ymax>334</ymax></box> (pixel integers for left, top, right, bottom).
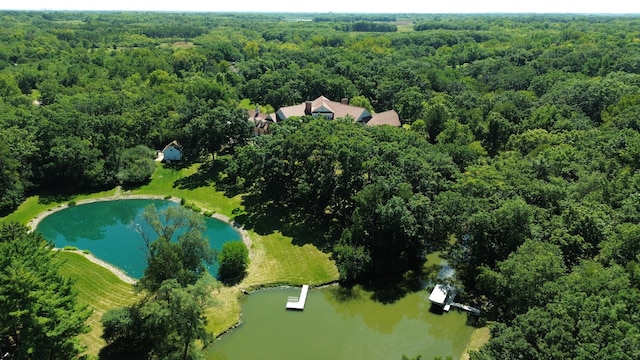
<box><xmin>286</xmin><ymin>285</ymin><xmax>309</xmax><ymax>310</ymax></box>
<box><xmin>429</xmin><ymin>284</ymin><xmax>481</xmax><ymax>316</ymax></box>
<box><xmin>450</xmin><ymin>302</ymin><xmax>481</xmax><ymax>316</ymax></box>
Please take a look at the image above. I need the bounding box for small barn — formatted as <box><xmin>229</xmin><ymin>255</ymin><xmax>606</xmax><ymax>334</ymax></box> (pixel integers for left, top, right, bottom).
<box><xmin>162</xmin><ymin>140</ymin><xmax>182</xmax><ymax>162</ymax></box>
<box><xmin>428</xmin><ymin>284</ymin><xmax>480</xmax><ymax>315</ymax></box>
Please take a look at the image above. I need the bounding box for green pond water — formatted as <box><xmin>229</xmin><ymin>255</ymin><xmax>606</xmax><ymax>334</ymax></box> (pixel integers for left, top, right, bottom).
<box><xmin>35</xmin><ymin>200</ymin><xmax>474</xmax><ymax>359</ymax></box>
<box><xmin>35</xmin><ymin>199</ymin><xmax>241</xmax><ymax>278</ymax></box>
<box><xmin>207</xmin><ymin>286</ymin><xmax>475</xmax><ymax>360</ymax></box>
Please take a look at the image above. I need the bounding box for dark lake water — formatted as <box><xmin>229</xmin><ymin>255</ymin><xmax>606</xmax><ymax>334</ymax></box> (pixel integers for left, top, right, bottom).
<box><xmin>36</xmin><ymin>199</ymin><xmax>241</xmax><ymax>278</ymax></box>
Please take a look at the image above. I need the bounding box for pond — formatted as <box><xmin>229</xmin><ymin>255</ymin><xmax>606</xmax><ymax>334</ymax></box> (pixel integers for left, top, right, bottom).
<box><xmin>36</xmin><ymin>199</ymin><xmax>241</xmax><ymax>278</ymax></box>
<box><xmin>36</xmin><ymin>199</ymin><xmax>475</xmax><ymax>359</ymax></box>
<box><xmin>207</xmin><ymin>286</ymin><xmax>475</xmax><ymax>360</ymax></box>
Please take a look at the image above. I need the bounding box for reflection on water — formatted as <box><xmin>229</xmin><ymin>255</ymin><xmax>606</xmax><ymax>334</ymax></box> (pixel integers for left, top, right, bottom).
<box><xmin>207</xmin><ymin>286</ymin><xmax>475</xmax><ymax>360</ymax></box>
<box><xmin>424</xmin><ymin>252</ymin><xmax>456</xmax><ymax>286</ymax></box>
<box><xmin>438</xmin><ymin>260</ymin><xmax>455</xmax><ymax>279</ymax></box>
<box><xmin>36</xmin><ymin>199</ymin><xmax>241</xmax><ymax>278</ymax></box>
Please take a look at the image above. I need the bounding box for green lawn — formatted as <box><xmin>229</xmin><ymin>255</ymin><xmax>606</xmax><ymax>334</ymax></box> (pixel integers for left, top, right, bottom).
<box><xmin>57</xmin><ymin>251</ymin><xmax>137</xmax><ymax>356</ymax></box>
<box><xmin>0</xmin><ymin>188</ymin><xmax>118</xmax><ymax>226</ymax></box>
<box><xmin>1</xmin><ymin>196</ymin><xmax>56</xmax><ymax>225</ymax></box>
<box><xmin>242</xmin><ymin>230</ymin><xmax>338</xmax><ymax>287</ymax></box>
<box><xmin>129</xmin><ymin>162</ymin><xmax>242</xmax><ymax>218</ymax></box>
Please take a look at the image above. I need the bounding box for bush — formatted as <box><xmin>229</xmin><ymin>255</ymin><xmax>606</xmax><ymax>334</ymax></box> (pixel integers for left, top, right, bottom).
<box><xmin>68</xmin><ymin>200</ymin><xmax>77</xmax><ymax>207</ymax></box>
<box><xmin>63</xmin><ymin>245</ymin><xmax>78</xmax><ymax>251</ymax></box>
<box><xmin>183</xmin><ymin>202</ymin><xmax>201</xmax><ymax>213</ymax></box>
<box><xmin>217</xmin><ymin>241</ymin><xmax>249</xmax><ymax>285</ymax></box>
<box><xmin>115</xmin><ymin>145</ymin><xmax>156</xmax><ymax>186</ymax></box>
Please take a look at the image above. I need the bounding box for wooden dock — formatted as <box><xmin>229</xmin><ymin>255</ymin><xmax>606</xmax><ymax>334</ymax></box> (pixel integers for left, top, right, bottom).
<box><xmin>286</xmin><ymin>285</ymin><xmax>309</xmax><ymax>310</ymax></box>
<box><xmin>450</xmin><ymin>302</ymin><xmax>481</xmax><ymax>316</ymax></box>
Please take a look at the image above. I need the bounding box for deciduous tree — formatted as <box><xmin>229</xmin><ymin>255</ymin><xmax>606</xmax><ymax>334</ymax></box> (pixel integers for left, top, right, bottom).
<box><xmin>217</xmin><ymin>241</ymin><xmax>249</xmax><ymax>285</ymax></box>
<box><xmin>101</xmin><ymin>276</ymin><xmax>216</xmax><ymax>360</ymax></box>
<box><xmin>138</xmin><ymin>205</ymin><xmax>214</xmax><ymax>292</ymax></box>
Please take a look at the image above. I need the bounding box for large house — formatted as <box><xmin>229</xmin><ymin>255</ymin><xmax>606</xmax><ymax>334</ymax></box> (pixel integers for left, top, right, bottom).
<box><xmin>248</xmin><ymin>107</ymin><xmax>275</xmax><ymax>136</ymax></box>
<box><xmin>248</xmin><ymin>96</ymin><xmax>401</xmax><ymax>135</ymax></box>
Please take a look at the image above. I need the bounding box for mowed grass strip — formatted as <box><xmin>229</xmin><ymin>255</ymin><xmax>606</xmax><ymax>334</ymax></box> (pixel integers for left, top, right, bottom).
<box><xmin>57</xmin><ymin>251</ymin><xmax>137</xmax><ymax>356</ymax></box>
<box><xmin>205</xmin><ymin>286</ymin><xmax>243</xmax><ymax>337</ymax></box>
<box><xmin>461</xmin><ymin>326</ymin><xmax>491</xmax><ymax>360</ymax></box>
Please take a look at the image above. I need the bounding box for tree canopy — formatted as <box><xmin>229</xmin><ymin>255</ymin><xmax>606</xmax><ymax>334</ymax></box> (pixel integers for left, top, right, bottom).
<box><xmin>3</xmin><ymin>11</ymin><xmax>640</xmax><ymax>358</ymax></box>
<box><xmin>0</xmin><ymin>223</ymin><xmax>91</xmax><ymax>359</ymax></box>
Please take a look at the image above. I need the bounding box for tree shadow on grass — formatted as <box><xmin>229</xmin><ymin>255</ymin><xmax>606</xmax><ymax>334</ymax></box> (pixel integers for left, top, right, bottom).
<box><xmin>174</xmin><ymin>162</ymin><xmax>214</xmax><ymax>190</ymax></box>
<box><xmin>173</xmin><ymin>156</ymin><xmax>231</xmax><ymax>191</ymax></box>
<box><xmin>232</xmin><ymin>194</ymin><xmax>334</xmax><ymax>252</ymax></box>
<box><xmin>99</xmin><ymin>342</ymin><xmax>147</xmax><ymax>360</ymax></box>
<box><xmin>38</xmin><ymin>193</ymin><xmax>75</xmax><ymax>205</ymax></box>
<box><xmin>283</xmin><ymin>212</ymin><xmax>334</xmax><ymax>251</ymax></box>
<box><xmin>162</xmin><ymin>154</ymin><xmax>200</xmax><ymax>171</ymax></box>
<box><xmin>36</xmin><ymin>183</ymin><xmax>116</xmax><ymax>205</ymax></box>
<box><xmin>231</xmin><ymin>195</ymin><xmax>288</xmax><ymax>236</ymax></box>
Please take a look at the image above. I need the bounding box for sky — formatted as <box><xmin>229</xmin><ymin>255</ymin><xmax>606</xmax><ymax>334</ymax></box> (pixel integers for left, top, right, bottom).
<box><xmin>1</xmin><ymin>0</ymin><xmax>639</xmax><ymax>14</ymax></box>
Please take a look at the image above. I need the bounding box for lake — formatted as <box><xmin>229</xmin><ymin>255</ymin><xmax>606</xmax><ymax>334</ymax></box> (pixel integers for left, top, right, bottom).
<box><xmin>36</xmin><ymin>199</ymin><xmax>241</xmax><ymax>278</ymax></box>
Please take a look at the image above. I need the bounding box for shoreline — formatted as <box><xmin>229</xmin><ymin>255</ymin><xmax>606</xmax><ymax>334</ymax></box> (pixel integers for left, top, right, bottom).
<box><xmin>57</xmin><ymin>248</ymin><xmax>138</xmax><ymax>285</ymax></box>
<box><xmin>29</xmin><ymin>193</ymin><xmax>254</xmax><ymax>282</ymax></box>
<box><xmin>26</xmin><ymin>193</ymin><xmax>178</xmax><ymax>232</ymax></box>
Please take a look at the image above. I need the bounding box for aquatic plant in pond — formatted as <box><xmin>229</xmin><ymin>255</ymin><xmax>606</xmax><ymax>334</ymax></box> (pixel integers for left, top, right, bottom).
<box><xmin>36</xmin><ymin>199</ymin><xmax>241</xmax><ymax>278</ymax></box>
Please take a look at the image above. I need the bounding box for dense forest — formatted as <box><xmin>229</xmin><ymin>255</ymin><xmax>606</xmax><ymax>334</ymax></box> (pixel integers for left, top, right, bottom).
<box><xmin>2</xmin><ymin>11</ymin><xmax>640</xmax><ymax>358</ymax></box>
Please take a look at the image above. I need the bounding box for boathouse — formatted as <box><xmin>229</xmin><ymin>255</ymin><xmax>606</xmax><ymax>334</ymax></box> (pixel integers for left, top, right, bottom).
<box><xmin>429</xmin><ymin>284</ymin><xmax>481</xmax><ymax>315</ymax></box>
<box><xmin>428</xmin><ymin>284</ymin><xmax>452</xmax><ymax>311</ymax></box>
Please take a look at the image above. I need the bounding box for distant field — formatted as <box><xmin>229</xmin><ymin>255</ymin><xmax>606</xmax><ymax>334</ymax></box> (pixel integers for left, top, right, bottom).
<box><xmin>395</xmin><ymin>21</ymin><xmax>415</xmax><ymax>32</ymax></box>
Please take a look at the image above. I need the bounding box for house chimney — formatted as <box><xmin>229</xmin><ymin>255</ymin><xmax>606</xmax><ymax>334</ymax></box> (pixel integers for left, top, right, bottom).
<box><xmin>254</xmin><ymin>106</ymin><xmax>260</xmax><ymax>119</ymax></box>
<box><xmin>341</xmin><ymin>98</ymin><xmax>348</xmax><ymax>105</ymax></box>
<box><xmin>305</xmin><ymin>101</ymin><xmax>312</xmax><ymax>115</ymax></box>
